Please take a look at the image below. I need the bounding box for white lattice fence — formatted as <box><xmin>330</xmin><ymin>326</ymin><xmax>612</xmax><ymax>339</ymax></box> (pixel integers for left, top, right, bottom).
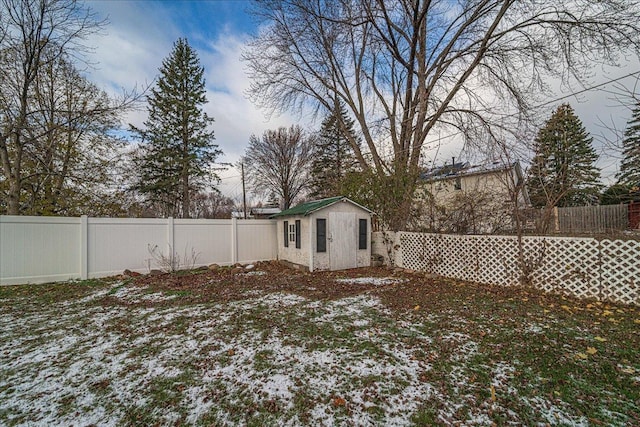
<box><xmin>470</xmin><ymin>235</ymin><xmax>521</xmax><ymax>286</ymax></box>
<box><xmin>529</xmin><ymin>237</ymin><xmax>601</xmax><ymax>301</ymax></box>
<box><xmin>599</xmin><ymin>239</ymin><xmax>640</xmax><ymax>305</ymax></box>
<box><xmin>397</xmin><ymin>232</ymin><xmax>639</xmax><ymax>305</ymax></box>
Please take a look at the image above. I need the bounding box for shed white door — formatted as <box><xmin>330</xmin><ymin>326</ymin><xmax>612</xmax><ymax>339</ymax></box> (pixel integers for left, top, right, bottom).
<box><xmin>329</xmin><ymin>212</ymin><xmax>357</xmax><ymax>270</ymax></box>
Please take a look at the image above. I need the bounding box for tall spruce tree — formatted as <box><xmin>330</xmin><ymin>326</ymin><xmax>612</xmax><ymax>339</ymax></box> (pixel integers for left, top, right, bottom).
<box><xmin>133</xmin><ymin>38</ymin><xmax>221</xmax><ymax>218</ymax></box>
<box><xmin>309</xmin><ymin>100</ymin><xmax>360</xmax><ymax>199</ymax></box>
<box><xmin>527</xmin><ymin>103</ymin><xmax>601</xmax><ymax>208</ymax></box>
<box><xmin>617</xmin><ymin>101</ymin><xmax>640</xmax><ymax>191</ymax></box>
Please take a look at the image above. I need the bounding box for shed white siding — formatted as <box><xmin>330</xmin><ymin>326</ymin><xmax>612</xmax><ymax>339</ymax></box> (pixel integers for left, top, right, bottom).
<box><xmin>277</xmin><ymin>216</ymin><xmax>312</xmax><ymax>267</ymax></box>
<box><xmin>276</xmin><ymin>199</ymin><xmax>371</xmax><ymax>271</ymax></box>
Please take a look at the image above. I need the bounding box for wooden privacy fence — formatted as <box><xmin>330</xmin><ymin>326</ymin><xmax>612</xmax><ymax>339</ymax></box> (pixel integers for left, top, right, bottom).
<box><xmin>630</xmin><ymin>201</ymin><xmax>640</xmax><ymax>229</ymax></box>
<box><xmin>555</xmin><ymin>204</ymin><xmax>629</xmax><ymax>233</ymax></box>
<box><xmin>380</xmin><ymin>231</ymin><xmax>639</xmax><ymax>306</ymax></box>
<box><xmin>0</xmin><ymin>216</ymin><xmax>277</xmax><ymax>286</ymax></box>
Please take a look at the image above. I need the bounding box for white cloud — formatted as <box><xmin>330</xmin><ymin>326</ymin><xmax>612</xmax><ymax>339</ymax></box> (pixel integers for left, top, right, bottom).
<box><xmin>84</xmin><ymin>2</ymin><xmax>312</xmax><ymax>202</ymax></box>
<box><xmin>83</xmin><ymin>0</ymin><xmax>639</xmax><ymax>201</ymax></box>
<box><xmin>85</xmin><ymin>1</ymin><xmax>178</xmax><ymax>94</ymax></box>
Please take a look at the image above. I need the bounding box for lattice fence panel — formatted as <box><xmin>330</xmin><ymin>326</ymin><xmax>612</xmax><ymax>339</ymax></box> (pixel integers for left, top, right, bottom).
<box><xmin>471</xmin><ymin>235</ymin><xmax>520</xmax><ymax>286</ymax></box>
<box><xmin>599</xmin><ymin>239</ymin><xmax>640</xmax><ymax>305</ymax></box>
<box><xmin>397</xmin><ymin>232</ymin><xmax>639</xmax><ymax>306</ymax></box>
<box><xmin>437</xmin><ymin>234</ymin><xmax>476</xmax><ymax>281</ymax></box>
<box><xmin>400</xmin><ymin>233</ymin><xmax>523</xmax><ymax>285</ymax></box>
<box><xmin>528</xmin><ymin>237</ymin><xmax>601</xmax><ymax>301</ymax></box>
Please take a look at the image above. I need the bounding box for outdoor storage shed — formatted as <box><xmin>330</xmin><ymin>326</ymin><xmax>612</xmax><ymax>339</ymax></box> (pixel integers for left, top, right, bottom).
<box><xmin>271</xmin><ymin>196</ymin><xmax>373</xmax><ymax>271</ymax></box>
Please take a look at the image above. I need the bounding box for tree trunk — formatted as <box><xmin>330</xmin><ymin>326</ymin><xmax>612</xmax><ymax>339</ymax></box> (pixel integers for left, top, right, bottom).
<box><xmin>384</xmin><ymin>166</ymin><xmax>420</xmax><ymax>231</ymax></box>
<box><xmin>5</xmin><ymin>132</ymin><xmax>24</xmax><ymax>215</ymax></box>
<box><xmin>182</xmin><ymin>173</ymin><xmax>190</xmax><ymax>219</ymax></box>
<box><xmin>0</xmin><ymin>135</ymin><xmax>18</xmax><ymax>215</ymax></box>
<box><xmin>7</xmin><ymin>177</ymin><xmax>21</xmax><ymax>215</ymax></box>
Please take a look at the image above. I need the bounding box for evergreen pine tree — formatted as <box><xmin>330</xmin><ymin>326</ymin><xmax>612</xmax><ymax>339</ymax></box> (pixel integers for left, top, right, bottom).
<box><xmin>309</xmin><ymin>100</ymin><xmax>360</xmax><ymax>198</ymax></box>
<box><xmin>133</xmin><ymin>38</ymin><xmax>221</xmax><ymax>218</ymax></box>
<box><xmin>527</xmin><ymin>103</ymin><xmax>601</xmax><ymax>208</ymax></box>
<box><xmin>616</xmin><ymin>101</ymin><xmax>640</xmax><ymax>191</ymax></box>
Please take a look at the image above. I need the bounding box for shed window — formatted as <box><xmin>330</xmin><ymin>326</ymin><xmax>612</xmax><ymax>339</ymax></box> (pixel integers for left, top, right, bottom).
<box><xmin>288</xmin><ymin>223</ymin><xmax>296</xmax><ymax>243</ymax></box>
<box><xmin>283</xmin><ymin>221</ymin><xmax>289</xmax><ymax>247</ymax></box>
<box><xmin>295</xmin><ymin>220</ymin><xmax>301</xmax><ymax>249</ymax></box>
<box><xmin>358</xmin><ymin>218</ymin><xmax>367</xmax><ymax>250</ymax></box>
<box><xmin>316</xmin><ymin>218</ymin><xmax>326</xmax><ymax>252</ymax></box>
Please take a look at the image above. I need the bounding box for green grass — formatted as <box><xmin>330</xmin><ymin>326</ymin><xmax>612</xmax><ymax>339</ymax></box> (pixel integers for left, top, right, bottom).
<box><xmin>0</xmin><ymin>273</ymin><xmax>638</xmax><ymax>426</ymax></box>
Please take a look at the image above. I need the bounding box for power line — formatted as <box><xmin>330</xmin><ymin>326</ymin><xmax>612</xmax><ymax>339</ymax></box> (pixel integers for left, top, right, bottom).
<box><xmin>218</xmin><ymin>174</ymin><xmax>241</xmax><ymax>181</ymax></box>
<box><xmin>362</xmin><ymin>70</ymin><xmax>640</xmax><ymax>164</ymax></box>
<box><xmin>529</xmin><ymin>70</ymin><xmax>640</xmax><ymax>110</ymax></box>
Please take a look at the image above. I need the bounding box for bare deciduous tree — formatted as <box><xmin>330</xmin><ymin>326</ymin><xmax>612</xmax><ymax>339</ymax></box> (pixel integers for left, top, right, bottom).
<box><xmin>0</xmin><ymin>0</ymin><xmax>139</xmax><ymax>215</ymax></box>
<box><xmin>242</xmin><ymin>125</ymin><xmax>315</xmax><ymax>209</ymax></box>
<box><xmin>190</xmin><ymin>191</ymin><xmax>235</xmax><ymax>219</ymax></box>
<box><xmin>244</xmin><ymin>0</ymin><xmax>640</xmax><ymax>230</ymax></box>
<box><xmin>19</xmin><ymin>53</ymin><xmax>127</xmax><ymax>216</ymax></box>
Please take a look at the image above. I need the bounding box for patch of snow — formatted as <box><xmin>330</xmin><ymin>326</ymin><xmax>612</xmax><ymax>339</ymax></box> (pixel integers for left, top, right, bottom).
<box><xmin>492</xmin><ymin>362</ymin><xmax>516</xmax><ymax>387</ymax></box>
<box><xmin>256</xmin><ymin>292</ymin><xmax>308</xmax><ymax>307</ymax></box>
<box><xmin>69</xmin><ymin>281</ymin><xmax>124</xmax><ymax>305</ymax></box>
<box><xmin>106</xmin><ymin>284</ymin><xmax>180</xmax><ymax>304</ymax></box>
<box><xmin>139</xmin><ymin>292</ymin><xmax>177</xmax><ymax>302</ymax></box>
<box><xmin>3</xmin><ymin>283</ymin><xmax>611</xmax><ymax>427</ymax></box>
<box><xmin>523</xmin><ymin>396</ymin><xmax>589</xmax><ymax>427</ymax></box>
<box><xmin>491</xmin><ymin>362</ymin><xmax>519</xmax><ymax>396</ymax></box>
<box><xmin>312</xmin><ymin>295</ymin><xmax>387</xmax><ymax>325</ymax></box>
<box><xmin>242</xmin><ymin>289</ymin><xmax>265</xmax><ymax>298</ymax></box>
<box><xmin>245</xmin><ymin>270</ymin><xmax>266</xmax><ymax>276</ymax></box>
<box><xmin>525</xmin><ymin>323</ymin><xmax>544</xmax><ymax>334</ymax></box>
<box><xmin>336</xmin><ymin>277</ymin><xmax>406</xmax><ymax>286</ymax></box>
<box><xmin>441</xmin><ymin>331</ymin><xmax>471</xmax><ymax>342</ymax></box>
<box><xmin>262</xmin><ymin>374</ymin><xmax>294</xmax><ymax>401</ymax></box>
<box><xmin>598</xmin><ymin>408</ymin><xmax>632</xmax><ymax>425</ymax></box>
<box><xmin>184</xmin><ymin>385</ymin><xmax>216</xmax><ymax>425</ymax></box>
<box><xmin>111</xmin><ymin>284</ymin><xmax>148</xmax><ymax>299</ymax></box>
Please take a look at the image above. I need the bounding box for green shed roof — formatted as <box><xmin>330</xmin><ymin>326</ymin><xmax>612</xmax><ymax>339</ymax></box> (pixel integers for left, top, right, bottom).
<box><xmin>270</xmin><ymin>196</ymin><xmax>371</xmax><ymax>218</ymax></box>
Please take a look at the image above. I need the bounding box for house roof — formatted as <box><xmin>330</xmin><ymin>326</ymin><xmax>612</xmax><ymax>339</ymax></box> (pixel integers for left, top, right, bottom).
<box><xmin>420</xmin><ymin>161</ymin><xmax>521</xmax><ymax>182</ymax></box>
<box><xmin>420</xmin><ymin>162</ymin><xmax>470</xmax><ymax>180</ymax></box>
<box><xmin>420</xmin><ymin>160</ymin><xmax>530</xmax><ymax>206</ymax></box>
<box><xmin>250</xmin><ymin>207</ymin><xmax>281</xmax><ymax>215</ymax></box>
<box><xmin>231</xmin><ymin>211</ymin><xmax>248</xmax><ymax>219</ymax></box>
<box><xmin>270</xmin><ymin>196</ymin><xmax>372</xmax><ymax>218</ymax></box>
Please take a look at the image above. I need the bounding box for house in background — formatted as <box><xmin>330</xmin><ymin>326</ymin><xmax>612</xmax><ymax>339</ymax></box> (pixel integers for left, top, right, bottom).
<box><xmin>270</xmin><ymin>196</ymin><xmax>373</xmax><ymax>271</ymax></box>
<box><xmin>231</xmin><ymin>207</ymin><xmax>282</xmax><ymax>219</ymax></box>
<box><xmin>250</xmin><ymin>207</ymin><xmax>281</xmax><ymax>219</ymax></box>
<box><xmin>415</xmin><ymin>161</ymin><xmax>530</xmax><ymax>234</ymax></box>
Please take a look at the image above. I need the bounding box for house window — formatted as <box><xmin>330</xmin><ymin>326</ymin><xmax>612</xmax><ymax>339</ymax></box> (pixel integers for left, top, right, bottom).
<box><xmin>358</xmin><ymin>218</ymin><xmax>367</xmax><ymax>250</ymax></box>
<box><xmin>295</xmin><ymin>220</ymin><xmax>301</xmax><ymax>249</ymax></box>
<box><xmin>454</xmin><ymin>177</ymin><xmax>462</xmax><ymax>190</ymax></box>
<box><xmin>316</xmin><ymin>218</ymin><xmax>326</xmax><ymax>252</ymax></box>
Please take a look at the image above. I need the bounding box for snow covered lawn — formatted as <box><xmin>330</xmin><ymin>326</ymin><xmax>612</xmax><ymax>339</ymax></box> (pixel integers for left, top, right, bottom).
<box><xmin>0</xmin><ymin>268</ymin><xmax>638</xmax><ymax>426</ymax></box>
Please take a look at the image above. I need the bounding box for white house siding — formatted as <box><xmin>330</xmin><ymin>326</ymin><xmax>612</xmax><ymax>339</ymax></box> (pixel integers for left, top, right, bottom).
<box><xmin>416</xmin><ymin>165</ymin><xmax>528</xmax><ymax>234</ymax></box>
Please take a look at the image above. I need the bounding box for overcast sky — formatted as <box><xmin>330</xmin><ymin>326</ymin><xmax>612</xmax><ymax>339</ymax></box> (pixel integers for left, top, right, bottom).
<box><xmin>85</xmin><ymin>0</ymin><xmax>640</xmax><ymax>201</ymax></box>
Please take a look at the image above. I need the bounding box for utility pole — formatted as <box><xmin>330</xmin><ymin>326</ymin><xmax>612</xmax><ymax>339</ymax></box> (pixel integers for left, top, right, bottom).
<box><xmin>241</xmin><ymin>162</ymin><xmax>247</xmax><ymax>219</ymax></box>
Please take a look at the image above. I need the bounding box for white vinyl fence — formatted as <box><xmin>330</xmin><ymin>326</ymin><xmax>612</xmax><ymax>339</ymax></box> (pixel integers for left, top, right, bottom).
<box><xmin>374</xmin><ymin>231</ymin><xmax>640</xmax><ymax>306</ymax></box>
<box><xmin>0</xmin><ymin>216</ymin><xmax>277</xmax><ymax>286</ymax></box>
